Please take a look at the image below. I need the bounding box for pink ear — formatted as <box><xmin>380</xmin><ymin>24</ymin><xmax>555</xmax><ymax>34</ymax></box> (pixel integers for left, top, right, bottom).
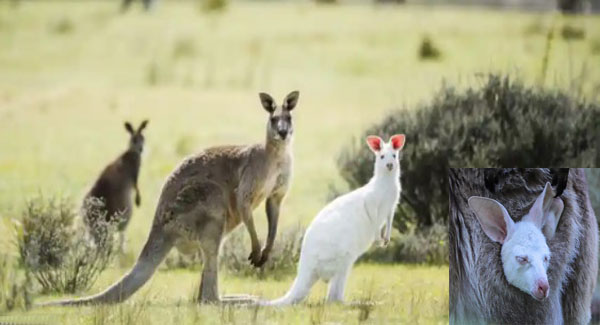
<box><xmin>366</xmin><ymin>136</ymin><xmax>382</xmax><ymax>152</ymax></box>
<box><xmin>390</xmin><ymin>134</ymin><xmax>405</xmax><ymax>150</ymax></box>
<box><xmin>468</xmin><ymin>196</ymin><xmax>515</xmax><ymax>244</ymax></box>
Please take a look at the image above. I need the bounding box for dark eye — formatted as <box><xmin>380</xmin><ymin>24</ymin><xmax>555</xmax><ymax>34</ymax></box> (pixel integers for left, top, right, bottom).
<box><xmin>285</xmin><ymin>116</ymin><xmax>291</xmax><ymax>122</ymax></box>
<box><xmin>392</xmin><ymin>154</ymin><xmax>396</xmax><ymax>158</ymax></box>
<box><xmin>270</xmin><ymin>117</ymin><xmax>277</xmax><ymax>123</ymax></box>
<box><xmin>380</xmin><ymin>155</ymin><xmax>384</xmax><ymax>159</ymax></box>
<box><xmin>544</xmin><ymin>256</ymin><xmax>549</xmax><ymax>263</ymax></box>
<box><xmin>515</xmin><ymin>256</ymin><xmax>529</xmax><ymax>265</ymax></box>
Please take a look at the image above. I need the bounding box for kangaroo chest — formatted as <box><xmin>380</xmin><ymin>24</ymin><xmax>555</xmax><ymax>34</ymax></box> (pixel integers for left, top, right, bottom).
<box><xmin>250</xmin><ymin>164</ymin><xmax>286</xmax><ymax>208</ymax></box>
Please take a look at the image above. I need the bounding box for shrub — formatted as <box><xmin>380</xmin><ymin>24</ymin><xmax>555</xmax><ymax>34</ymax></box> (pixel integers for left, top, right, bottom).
<box><xmin>15</xmin><ymin>196</ymin><xmax>118</xmax><ymax>294</ymax></box>
<box><xmin>418</xmin><ymin>35</ymin><xmax>441</xmax><ymax>60</ymax></box>
<box><xmin>314</xmin><ymin>0</ymin><xmax>337</xmax><ymax>4</ymax></box>
<box><xmin>359</xmin><ymin>222</ymin><xmax>448</xmax><ymax>265</ymax></box>
<box><xmin>220</xmin><ymin>226</ymin><xmax>304</xmax><ymax>279</ymax></box>
<box><xmin>0</xmin><ymin>254</ymin><xmax>31</xmax><ymax>313</ymax></box>
<box><xmin>198</xmin><ymin>0</ymin><xmax>227</xmax><ymax>13</ymax></box>
<box><xmin>561</xmin><ymin>24</ymin><xmax>585</xmax><ymax>41</ymax></box>
<box><xmin>49</xmin><ymin>17</ymin><xmax>74</xmax><ymax>35</ymax></box>
<box><xmin>337</xmin><ymin>74</ymin><xmax>600</xmax><ymax>248</ymax></box>
<box><xmin>164</xmin><ymin>225</ymin><xmax>304</xmax><ymax>278</ymax></box>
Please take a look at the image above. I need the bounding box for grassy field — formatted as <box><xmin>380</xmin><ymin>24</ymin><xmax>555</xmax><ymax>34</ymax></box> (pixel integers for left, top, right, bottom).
<box><xmin>5</xmin><ymin>264</ymin><xmax>449</xmax><ymax>324</ymax></box>
<box><xmin>0</xmin><ymin>1</ymin><xmax>599</xmax><ymax>323</ymax></box>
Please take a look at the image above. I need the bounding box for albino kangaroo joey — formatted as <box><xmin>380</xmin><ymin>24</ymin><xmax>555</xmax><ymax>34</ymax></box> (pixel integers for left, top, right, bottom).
<box><xmin>469</xmin><ymin>182</ymin><xmax>564</xmax><ymax>301</ymax></box>
<box><xmin>261</xmin><ymin>134</ymin><xmax>405</xmax><ymax>306</ymax></box>
<box><xmin>42</xmin><ymin>91</ymin><xmax>299</xmax><ymax>306</ymax></box>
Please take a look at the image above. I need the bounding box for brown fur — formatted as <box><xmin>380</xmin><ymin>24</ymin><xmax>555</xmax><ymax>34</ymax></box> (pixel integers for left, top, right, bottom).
<box><xmin>450</xmin><ymin>168</ymin><xmax>598</xmax><ymax>324</ymax></box>
<box><xmin>83</xmin><ymin>120</ymin><xmax>148</xmax><ymax>245</ymax></box>
<box><xmin>42</xmin><ymin>91</ymin><xmax>299</xmax><ymax>306</ymax></box>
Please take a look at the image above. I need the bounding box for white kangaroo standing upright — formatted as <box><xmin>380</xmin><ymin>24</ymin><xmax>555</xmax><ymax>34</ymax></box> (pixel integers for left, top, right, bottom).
<box><xmin>261</xmin><ymin>134</ymin><xmax>405</xmax><ymax>306</ymax></box>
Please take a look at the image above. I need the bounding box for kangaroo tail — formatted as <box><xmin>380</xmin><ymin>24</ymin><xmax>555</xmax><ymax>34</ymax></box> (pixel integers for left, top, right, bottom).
<box><xmin>261</xmin><ymin>265</ymin><xmax>316</xmax><ymax>307</ymax></box>
<box><xmin>37</xmin><ymin>226</ymin><xmax>174</xmax><ymax>307</ymax></box>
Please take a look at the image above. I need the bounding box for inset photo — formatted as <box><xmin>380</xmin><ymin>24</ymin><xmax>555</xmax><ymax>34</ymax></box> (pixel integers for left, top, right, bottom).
<box><xmin>449</xmin><ymin>168</ymin><xmax>600</xmax><ymax>324</ymax></box>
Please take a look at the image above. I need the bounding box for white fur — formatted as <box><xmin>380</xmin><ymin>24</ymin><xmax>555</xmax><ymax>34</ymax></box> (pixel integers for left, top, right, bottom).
<box><xmin>262</xmin><ymin>136</ymin><xmax>404</xmax><ymax>306</ymax></box>
<box><xmin>469</xmin><ymin>183</ymin><xmax>564</xmax><ymax>301</ymax></box>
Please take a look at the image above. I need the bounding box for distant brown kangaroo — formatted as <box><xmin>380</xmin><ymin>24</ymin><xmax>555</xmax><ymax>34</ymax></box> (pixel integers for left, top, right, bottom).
<box><xmin>83</xmin><ymin>120</ymin><xmax>148</xmax><ymax>251</ymax></box>
<box><xmin>43</xmin><ymin>91</ymin><xmax>299</xmax><ymax>306</ymax></box>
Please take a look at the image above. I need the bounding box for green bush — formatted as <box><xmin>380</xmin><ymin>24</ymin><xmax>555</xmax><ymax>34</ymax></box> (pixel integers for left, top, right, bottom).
<box><xmin>314</xmin><ymin>0</ymin><xmax>337</xmax><ymax>4</ymax></box>
<box><xmin>198</xmin><ymin>0</ymin><xmax>228</xmax><ymax>13</ymax></box>
<box><xmin>221</xmin><ymin>225</ymin><xmax>303</xmax><ymax>279</ymax></box>
<box><xmin>418</xmin><ymin>35</ymin><xmax>441</xmax><ymax>60</ymax></box>
<box><xmin>15</xmin><ymin>196</ymin><xmax>118</xmax><ymax>294</ymax></box>
<box><xmin>359</xmin><ymin>222</ymin><xmax>447</xmax><ymax>265</ymax></box>
<box><xmin>48</xmin><ymin>17</ymin><xmax>74</xmax><ymax>35</ymax></box>
<box><xmin>0</xmin><ymin>254</ymin><xmax>31</xmax><ymax>313</ymax></box>
<box><xmin>166</xmin><ymin>226</ymin><xmax>304</xmax><ymax>279</ymax></box>
<box><xmin>337</xmin><ymin>74</ymin><xmax>600</xmax><ymax>262</ymax></box>
<box><xmin>561</xmin><ymin>24</ymin><xmax>585</xmax><ymax>40</ymax></box>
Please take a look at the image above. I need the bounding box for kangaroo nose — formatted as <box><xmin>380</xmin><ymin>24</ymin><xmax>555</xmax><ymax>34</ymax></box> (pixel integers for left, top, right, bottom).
<box><xmin>386</xmin><ymin>163</ymin><xmax>393</xmax><ymax>171</ymax></box>
<box><xmin>278</xmin><ymin>130</ymin><xmax>287</xmax><ymax>140</ymax></box>
<box><xmin>534</xmin><ymin>280</ymin><xmax>549</xmax><ymax>300</ymax></box>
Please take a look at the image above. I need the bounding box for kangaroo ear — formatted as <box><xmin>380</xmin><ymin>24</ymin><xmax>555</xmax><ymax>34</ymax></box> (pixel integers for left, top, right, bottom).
<box><xmin>390</xmin><ymin>134</ymin><xmax>405</xmax><ymax>151</ymax></box>
<box><xmin>468</xmin><ymin>196</ymin><xmax>515</xmax><ymax>244</ymax></box>
<box><xmin>138</xmin><ymin>120</ymin><xmax>149</xmax><ymax>133</ymax></box>
<box><xmin>283</xmin><ymin>90</ymin><xmax>299</xmax><ymax>111</ymax></box>
<box><xmin>523</xmin><ymin>182</ymin><xmax>555</xmax><ymax>229</ymax></box>
<box><xmin>542</xmin><ymin>197</ymin><xmax>564</xmax><ymax>239</ymax></box>
<box><xmin>124</xmin><ymin>122</ymin><xmax>135</xmax><ymax>135</ymax></box>
<box><xmin>259</xmin><ymin>92</ymin><xmax>276</xmax><ymax>113</ymax></box>
<box><xmin>366</xmin><ymin>136</ymin><xmax>383</xmax><ymax>153</ymax></box>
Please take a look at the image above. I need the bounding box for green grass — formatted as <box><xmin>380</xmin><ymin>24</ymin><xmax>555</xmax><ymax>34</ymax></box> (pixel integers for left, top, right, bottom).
<box><xmin>4</xmin><ymin>264</ymin><xmax>449</xmax><ymax>324</ymax></box>
<box><xmin>0</xmin><ymin>1</ymin><xmax>599</xmax><ymax>323</ymax></box>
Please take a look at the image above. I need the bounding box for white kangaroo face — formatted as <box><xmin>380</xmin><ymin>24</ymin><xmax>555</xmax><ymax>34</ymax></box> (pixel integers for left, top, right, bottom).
<box><xmin>501</xmin><ymin>221</ymin><xmax>551</xmax><ymax>300</ymax></box>
<box><xmin>468</xmin><ymin>182</ymin><xmax>563</xmax><ymax>301</ymax></box>
<box><xmin>366</xmin><ymin>134</ymin><xmax>405</xmax><ymax>174</ymax></box>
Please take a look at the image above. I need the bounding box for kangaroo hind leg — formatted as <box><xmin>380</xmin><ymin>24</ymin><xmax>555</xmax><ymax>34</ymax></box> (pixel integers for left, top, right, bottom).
<box><xmin>196</xmin><ymin>217</ymin><xmax>223</xmax><ymax>304</ymax></box>
<box><xmin>327</xmin><ymin>264</ymin><xmax>352</xmax><ymax>303</ymax></box>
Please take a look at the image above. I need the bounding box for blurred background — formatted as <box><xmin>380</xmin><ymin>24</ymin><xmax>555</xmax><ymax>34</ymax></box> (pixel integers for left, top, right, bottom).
<box><xmin>0</xmin><ymin>0</ymin><xmax>599</xmax><ymax>323</ymax></box>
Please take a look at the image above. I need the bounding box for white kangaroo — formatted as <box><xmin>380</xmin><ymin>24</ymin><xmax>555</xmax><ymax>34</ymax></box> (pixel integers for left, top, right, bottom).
<box><xmin>261</xmin><ymin>134</ymin><xmax>405</xmax><ymax>306</ymax></box>
<box><xmin>468</xmin><ymin>182</ymin><xmax>564</xmax><ymax>301</ymax></box>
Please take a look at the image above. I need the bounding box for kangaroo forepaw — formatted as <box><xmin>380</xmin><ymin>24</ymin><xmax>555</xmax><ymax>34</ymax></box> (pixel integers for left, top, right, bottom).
<box><xmin>256</xmin><ymin>250</ymin><xmax>270</xmax><ymax>267</ymax></box>
<box><xmin>248</xmin><ymin>250</ymin><xmax>262</xmax><ymax>267</ymax></box>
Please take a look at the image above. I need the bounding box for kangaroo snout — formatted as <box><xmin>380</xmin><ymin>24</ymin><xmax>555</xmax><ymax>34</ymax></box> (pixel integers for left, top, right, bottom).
<box><xmin>533</xmin><ymin>279</ymin><xmax>549</xmax><ymax>300</ymax></box>
<box><xmin>278</xmin><ymin>130</ymin><xmax>288</xmax><ymax>140</ymax></box>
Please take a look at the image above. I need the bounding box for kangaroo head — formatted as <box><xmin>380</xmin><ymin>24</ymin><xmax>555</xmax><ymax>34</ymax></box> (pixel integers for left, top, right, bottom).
<box><xmin>259</xmin><ymin>91</ymin><xmax>299</xmax><ymax>143</ymax></box>
<box><xmin>125</xmin><ymin>120</ymin><xmax>148</xmax><ymax>154</ymax></box>
<box><xmin>366</xmin><ymin>134</ymin><xmax>405</xmax><ymax>175</ymax></box>
<box><xmin>468</xmin><ymin>182</ymin><xmax>564</xmax><ymax>301</ymax></box>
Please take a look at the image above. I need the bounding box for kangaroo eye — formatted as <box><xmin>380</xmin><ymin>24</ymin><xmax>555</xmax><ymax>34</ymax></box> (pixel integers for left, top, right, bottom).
<box><xmin>516</xmin><ymin>256</ymin><xmax>529</xmax><ymax>265</ymax></box>
<box><xmin>380</xmin><ymin>155</ymin><xmax>384</xmax><ymax>159</ymax></box>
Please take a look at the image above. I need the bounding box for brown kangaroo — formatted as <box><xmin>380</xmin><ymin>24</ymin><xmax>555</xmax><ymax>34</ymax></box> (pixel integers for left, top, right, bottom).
<box><xmin>43</xmin><ymin>91</ymin><xmax>299</xmax><ymax>306</ymax></box>
<box><xmin>83</xmin><ymin>120</ymin><xmax>148</xmax><ymax>251</ymax></box>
